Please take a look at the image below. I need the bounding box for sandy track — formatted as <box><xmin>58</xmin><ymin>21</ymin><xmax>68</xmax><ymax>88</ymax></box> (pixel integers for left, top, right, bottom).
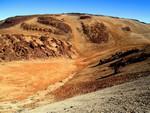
<box><xmin>24</xmin><ymin>75</ymin><xmax>150</xmax><ymax>113</ymax></box>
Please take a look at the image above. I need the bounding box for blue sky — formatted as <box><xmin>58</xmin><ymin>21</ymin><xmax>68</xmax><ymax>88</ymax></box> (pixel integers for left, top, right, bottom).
<box><xmin>0</xmin><ymin>0</ymin><xmax>150</xmax><ymax>23</ymax></box>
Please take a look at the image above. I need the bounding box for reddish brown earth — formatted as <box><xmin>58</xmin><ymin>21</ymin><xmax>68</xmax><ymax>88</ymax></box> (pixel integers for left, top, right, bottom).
<box><xmin>0</xmin><ymin>13</ymin><xmax>150</xmax><ymax>112</ymax></box>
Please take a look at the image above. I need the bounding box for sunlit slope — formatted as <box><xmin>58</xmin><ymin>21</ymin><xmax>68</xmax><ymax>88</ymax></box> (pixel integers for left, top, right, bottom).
<box><xmin>0</xmin><ymin>14</ymin><xmax>150</xmax><ymax>62</ymax></box>
<box><xmin>0</xmin><ymin>14</ymin><xmax>149</xmax><ymax>112</ymax></box>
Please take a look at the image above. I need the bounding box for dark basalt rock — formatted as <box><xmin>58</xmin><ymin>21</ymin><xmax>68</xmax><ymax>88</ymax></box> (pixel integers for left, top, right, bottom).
<box><xmin>122</xmin><ymin>26</ymin><xmax>131</xmax><ymax>31</ymax></box>
<box><xmin>37</xmin><ymin>17</ymin><xmax>72</xmax><ymax>34</ymax></box>
<box><xmin>82</xmin><ymin>22</ymin><xmax>109</xmax><ymax>43</ymax></box>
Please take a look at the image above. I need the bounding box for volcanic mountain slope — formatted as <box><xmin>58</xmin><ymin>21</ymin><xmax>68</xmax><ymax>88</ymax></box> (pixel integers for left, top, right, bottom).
<box><xmin>0</xmin><ymin>14</ymin><xmax>150</xmax><ymax>61</ymax></box>
<box><xmin>0</xmin><ymin>13</ymin><xmax>150</xmax><ymax>112</ymax></box>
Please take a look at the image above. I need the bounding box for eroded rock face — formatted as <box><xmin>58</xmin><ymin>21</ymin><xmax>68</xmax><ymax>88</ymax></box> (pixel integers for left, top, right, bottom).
<box><xmin>122</xmin><ymin>26</ymin><xmax>131</xmax><ymax>31</ymax></box>
<box><xmin>79</xmin><ymin>15</ymin><xmax>91</xmax><ymax>19</ymax></box>
<box><xmin>0</xmin><ymin>16</ymin><xmax>34</xmax><ymax>29</ymax></box>
<box><xmin>0</xmin><ymin>34</ymin><xmax>76</xmax><ymax>62</ymax></box>
<box><xmin>21</xmin><ymin>23</ymin><xmax>53</xmax><ymax>33</ymax></box>
<box><xmin>82</xmin><ymin>22</ymin><xmax>109</xmax><ymax>43</ymax></box>
<box><xmin>37</xmin><ymin>17</ymin><xmax>72</xmax><ymax>34</ymax></box>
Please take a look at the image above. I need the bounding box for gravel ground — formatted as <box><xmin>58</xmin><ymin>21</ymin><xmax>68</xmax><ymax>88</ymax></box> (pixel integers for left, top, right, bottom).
<box><xmin>23</xmin><ymin>75</ymin><xmax>150</xmax><ymax>113</ymax></box>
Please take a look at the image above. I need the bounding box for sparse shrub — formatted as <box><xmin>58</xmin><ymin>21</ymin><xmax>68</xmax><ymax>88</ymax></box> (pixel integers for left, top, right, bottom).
<box><xmin>0</xmin><ymin>105</ymin><xmax>4</xmax><ymax>109</ymax></box>
<box><xmin>11</xmin><ymin>100</ymin><xmax>17</xmax><ymax>104</ymax></box>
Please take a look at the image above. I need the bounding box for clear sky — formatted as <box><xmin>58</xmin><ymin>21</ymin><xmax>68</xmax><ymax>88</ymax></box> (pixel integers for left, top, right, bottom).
<box><xmin>0</xmin><ymin>0</ymin><xmax>150</xmax><ymax>23</ymax></box>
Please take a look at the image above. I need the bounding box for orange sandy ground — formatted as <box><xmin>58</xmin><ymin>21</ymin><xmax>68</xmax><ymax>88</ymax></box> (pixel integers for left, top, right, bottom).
<box><xmin>0</xmin><ymin>58</ymin><xmax>77</xmax><ymax>101</ymax></box>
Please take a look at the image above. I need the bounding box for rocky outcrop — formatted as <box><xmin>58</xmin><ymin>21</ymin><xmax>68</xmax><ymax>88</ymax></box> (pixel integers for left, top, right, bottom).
<box><xmin>94</xmin><ymin>47</ymin><xmax>150</xmax><ymax>77</ymax></box>
<box><xmin>37</xmin><ymin>17</ymin><xmax>72</xmax><ymax>34</ymax></box>
<box><xmin>0</xmin><ymin>16</ymin><xmax>34</xmax><ymax>29</ymax></box>
<box><xmin>122</xmin><ymin>26</ymin><xmax>131</xmax><ymax>31</ymax></box>
<box><xmin>21</xmin><ymin>22</ymin><xmax>66</xmax><ymax>35</ymax></box>
<box><xmin>82</xmin><ymin>22</ymin><xmax>109</xmax><ymax>43</ymax></box>
<box><xmin>79</xmin><ymin>15</ymin><xmax>91</xmax><ymax>19</ymax></box>
<box><xmin>0</xmin><ymin>34</ymin><xmax>76</xmax><ymax>62</ymax></box>
<box><xmin>21</xmin><ymin>23</ymin><xmax>53</xmax><ymax>33</ymax></box>
<box><xmin>95</xmin><ymin>48</ymin><xmax>140</xmax><ymax>66</ymax></box>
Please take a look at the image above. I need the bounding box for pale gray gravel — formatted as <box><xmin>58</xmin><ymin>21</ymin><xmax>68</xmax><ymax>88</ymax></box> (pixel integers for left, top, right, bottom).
<box><xmin>23</xmin><ymin>75</ymin><xmax>150</xmax><ymax>113</ymax></box>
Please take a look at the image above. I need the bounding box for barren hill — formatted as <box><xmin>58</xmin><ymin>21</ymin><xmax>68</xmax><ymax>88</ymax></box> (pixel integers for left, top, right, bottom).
<box><xmin>0</xmin><ymin>13</ymin><xmax>150</xmax><ymax>112</ymax></box>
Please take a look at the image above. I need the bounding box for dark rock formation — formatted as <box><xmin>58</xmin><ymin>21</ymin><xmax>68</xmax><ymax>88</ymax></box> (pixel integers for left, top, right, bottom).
<box><xmin>122</xmin><ymin>26</ymin><xmax>131</xmax><ymax>31</ymax></box>
<box><xmin>37</xmin><ymin>17</ymin><xmax>72</xmax><ymax>34</ymax></box>
<box><xmin>79</xmin><ymin>15</ymin><xmax>91</xmax><ymax>19</ymax></box>
<box><xmin>82</xmin><ymin>22</ymin><xmax>109</xmax><ymax>43</ymax></box>
<box><xmin>0</xmin><ymin>34</ymin><xmax>76</xmax><ymax>62</ymax></box>
<box><xmin>0</xmin><ymin>16</ymin><xmax>34</xmax><ymax>29</ymax></box>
